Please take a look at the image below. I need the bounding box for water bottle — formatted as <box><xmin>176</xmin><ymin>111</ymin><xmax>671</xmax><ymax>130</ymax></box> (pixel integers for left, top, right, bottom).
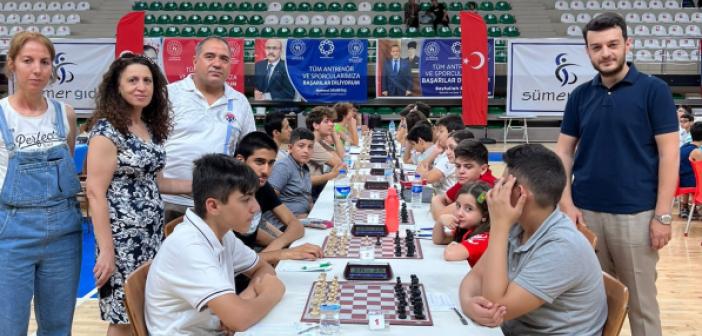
<box><xmin>319</xmin><ymin>303</ymin><xmax>341</xmax><ymax>335</ymax></box>
<box><xmin>384</xmin><ymin>155</ymin><xmax>394</xmax><ymax>183</ymax></box>
<box><xmin>411</xmin><ymin>173</ymin><xmax>423</xmax><ymax>207</ymax></box>
<box><xmin>343</xmin><ymin>144</ymin><xmax>352</xmax><ymax>168</ymax></box>
<box><xmin>388</xmin><ymin>120</ymin><xmax>396</xmax><ymax>135</ymax></box>
<box><xmin>356</xmin><ymin>125</ymin><xmax>363</xmax><ymax>142</ymax></box>
<box><xmin>334</xmin><ymin>169</ymin><xmax>352</xmax><ymax>233</ymax></box>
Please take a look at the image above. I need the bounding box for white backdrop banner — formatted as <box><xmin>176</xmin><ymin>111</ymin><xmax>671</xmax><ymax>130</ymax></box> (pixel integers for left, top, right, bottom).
<box><xmin>9</xmin><ymin>38</ymin><xmax>115</xmax><ymax>115</ymax></box>
<box><xmin>506</xmin><ymin>39</ymin><xmax>598</xmax><ymax>116</ymax></box>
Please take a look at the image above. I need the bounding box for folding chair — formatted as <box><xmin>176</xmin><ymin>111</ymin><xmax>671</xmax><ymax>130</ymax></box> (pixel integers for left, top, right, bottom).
<box><xmin>602</xmin><ymin>272</ymin><xmax>629</xmax><ymax>336</ymax></box>
<box><xmin>684</xmin><ymin>160</ymin><xmax>702</xmax><ymax>236</ymax></box>
<box><xmin>124</xmin><ymin>261</ymin><xmax>152</xmax><ymax>336</ymax></box>
<box><xmin>164</xmin><ymin>215</ymin><xmax>183</xmax><ymax>238</ymax></box>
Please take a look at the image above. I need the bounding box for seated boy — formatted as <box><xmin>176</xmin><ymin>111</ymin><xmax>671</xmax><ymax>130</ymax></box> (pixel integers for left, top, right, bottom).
<box><xmin>263</xmin><ymin>111</ymin><xmax>293</xmax><ymax>162</ymax></box>
<box><xmin>416</xmin><ymin>115</ymin><xmax>466</xmax><ymax>193</ymax></box>
<box><xmin>403</xmin><ymin>123</ymin><xmax>434</xmax><ymax>165</ymax></box>
<box><xmin>396</xmin><ymin>102</ymin><xmax>430</xmax><ymax>143</ymax></box>
<box><xmin>269</xmin><ymin>128</ymin><xmax>315</xmax><ymax>221</ymax></box>
<box><xmin>459</xmin><ymin>144</ymin><xmax>607</xmax><ymax>334</ymax></box>
<box><xmin>680</xmin><ymin>121</ymin><xmax>702</xmax><ymax>217</ymax></box>
<box><xmin>145</xmin><ymin>154</ymin><xmax>285</xmax><ymax>335</ymax></box>
<box><xmin>431</xmin><ymin>139</ymin><xmax>497</xmax><ymax>220</ymax></box>
<box><xmin>234</xmin><ymin>132</ymin><xmax>322</xmax><ymax>263</ymax></box>
<box><xmin>680</xmin><ymin>112</ymin><xmax>693</xmax><ymax>145</ymax></box>
<box><xmin>306</xmin><ymin>106</ymin><xmax>345</xmax><ymax>189</ymax></box>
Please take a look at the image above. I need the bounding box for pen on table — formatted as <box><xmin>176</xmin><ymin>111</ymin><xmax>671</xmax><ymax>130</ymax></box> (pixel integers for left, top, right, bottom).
<box><xmin>297</xmin><ymin>324</ymin><xmax>319</xmax><ymax>334</ymax></box>
<box><xmin>452</xmin><ymin>307</ymin><xmax>469</xmax><ymax>325</ymax></box>
<box><xmin>302</xmin><ymin>262</ymin><xmax>331</xmax><ymax>270</ymax></box>
<box><xmin>416</xmin><ymin>233</ymin><xmax>433</xmax><ymax>238</ymax></box>
<box><xmin>417</xmin><ymin>227</ymin><xmax>434</xmax><ymax>231</ymax></box>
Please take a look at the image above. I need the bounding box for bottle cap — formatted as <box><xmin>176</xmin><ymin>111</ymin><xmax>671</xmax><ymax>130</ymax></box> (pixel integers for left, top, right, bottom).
<box><xmin>339</xmin><ymin>169</ymin><xmax>347</xmax><ymax>174</ymax></box>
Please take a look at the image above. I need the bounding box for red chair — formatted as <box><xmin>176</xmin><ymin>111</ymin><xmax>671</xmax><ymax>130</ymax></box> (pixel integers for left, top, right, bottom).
<box><xmin>684</xmin><ymin>160</ymin><xmax>702</xmax><ymax>236</ymax></box>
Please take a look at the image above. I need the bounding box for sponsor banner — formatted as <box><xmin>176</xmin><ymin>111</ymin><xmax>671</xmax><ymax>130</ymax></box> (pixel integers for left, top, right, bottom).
<box><xmin>161</xmin><ymin>38</ymin><xmax>245</xmax><ymax>92</ymax></box>
<box><xmin>507</xmin><ymin>39</ymin><xmax>597</xmax><ymax>116</ymax></box>
<box><xmin>253</xmin><ymin>38</ymin><xmax>368</xmax><ymax>102</ymax></box>
<box><xmin>419</xmin><ymin>39</ymin><xmax>463</xmax><ymax>97</ymax></box>
<box><xmin>460</xmin><ymin>11</ymin><xmax>489</xmax><ymax>126</ymax></box>
<box><xmin>10</xmin><ymin>39</ymin><xmax>115</xmax><ymax>113</ymax></box>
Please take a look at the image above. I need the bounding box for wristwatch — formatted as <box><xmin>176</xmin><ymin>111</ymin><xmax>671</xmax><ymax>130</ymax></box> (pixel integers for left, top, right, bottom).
<box><xmin>654</xmin><ymin>214</ymin><xmax>672</xmax><ymax>225</ymax></box>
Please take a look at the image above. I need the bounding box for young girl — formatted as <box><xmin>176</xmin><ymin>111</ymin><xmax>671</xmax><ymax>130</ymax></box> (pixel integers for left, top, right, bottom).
<box><xmin>432</xmin><ymin>181</ymin><xmax>490</xmax><ymax>265</ymax></box>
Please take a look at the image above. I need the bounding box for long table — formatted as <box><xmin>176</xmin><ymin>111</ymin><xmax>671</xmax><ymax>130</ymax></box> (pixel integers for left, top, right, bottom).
<box><xmin>243</xmin><ymin>178</ymin><xmax>504</xmax><ymax>336</ymax></box>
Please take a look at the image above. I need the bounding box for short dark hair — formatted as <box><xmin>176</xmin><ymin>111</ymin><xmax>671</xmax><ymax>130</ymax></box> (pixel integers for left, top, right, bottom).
<box><xmin>234</xmin><ymin>131</ymin><xmax>278</xmax><ymax>159</ymax></box>
<box><xmin>450</xmin><ymin>129</ymin><xmax>475</xmax><ymax>143</ymax></box>
<box><xmin>305</xmin><ymin>106</ymin><xmax>335</xmax><ymax>130</ymax></box>
<box><xmin>264</xmin><ymin>111</ymin><xmax>288</xmax><ymax>137</ymax></box>
<box><xmin>583</xmin><ymin>12</ymin><xmax>627</xmax><ymax>43</ymax></box>
<box><xmin>678</xmin><ymin>104</ymin><xmax>692</xmax><ymax>114</ymax></box>
<box><xmin>290</xmin><ymin>127</ymin><xmax>315</xmax><ymax>144</ymax></box>
<box><xmin>405</xmin><ymin>110</ymin><xmax>428</xmax><ymax>132</ymax></box>
<box><xmin>192</xmin><ymin>154</ymin><xmax>259</xmax><ymax>218</ymax></box>
<box><xmin>502</xmin><ymin>144</ymin><xmax>566</xmax><ymax>208</ymax></box>
<box><xmin>453</xmin><ymin>139</ymin><xmax>488</xmax><ymax>165</ymax></box>
<box><xmin>681</xmin><ymin>113</ymin><xmax>694</xmax><ymax>123</ymax></box>
<box><xmin>691</xmin><ymin>122</ymin><xmax>702</xmax><ymax>141</ymax></box>
<box><xmin>407</xmin><ymin>124</ymin><xmax>433</xmax><ymax>143</ymax></box>
<box><xmin>333</xmin><ymin>102</ymin><xmax>355</xmax><ymax>122</ymax></box>
<box><xmin>437</xmin><ymin>115</ymin><xmax>465</xmax><ymax>133</ymax></box>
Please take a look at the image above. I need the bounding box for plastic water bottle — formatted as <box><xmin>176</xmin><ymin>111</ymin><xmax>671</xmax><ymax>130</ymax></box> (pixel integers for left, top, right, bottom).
<box><xmin>343</xmin><ymin>144</ymin><xmax>352</xmax><ymax>169</ymax></box>
<box><xmin>411</xmin><ymin>173</ymin><xmax>423</xmax><ymax>207</ymax></box>
<box><xmin>384</xmin><ymin>155</ymin><xmax>394</xmax><ymax>183</ymax></box>
<box><xmin>388</xmin><ymin>120</ymin><xmax>396</xmax><ymax>135</ymax></box>
<box><xmin>357</xmin><ymin>125</ymin><xmax>363</xmax><ymax>142</ymax></box>
<box><xmin>319</xmin><ymin>303</ymin><xmax>341</xmax><ymax>334</ymax></box>
<box><xmin>334</xmin><ymin>169</ymin><xmax>352</xmax><ymax>233</ymax></box>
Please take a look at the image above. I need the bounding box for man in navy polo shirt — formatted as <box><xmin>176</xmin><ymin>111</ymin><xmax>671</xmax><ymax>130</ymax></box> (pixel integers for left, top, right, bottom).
<box><xmin>555</xmin><ymin>13</ymin><xmax>678</xmax><ymax>336</ymax></box>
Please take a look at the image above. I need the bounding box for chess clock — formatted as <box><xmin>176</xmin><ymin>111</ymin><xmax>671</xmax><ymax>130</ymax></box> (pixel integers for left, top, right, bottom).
<box><xmin>364</xmin><ymin>180</ymin><xmax>390</xmax><ymax>190</ymax></box>
<box><xmin>370</xmin><ymin>144</ymin><xmax>386</xmax><ymax>150</ymax></box>
<box><xmin>356</xmin><ymin>198</ymin><xmax>385</xmax><ymax>209</ymax></box>
<box><xmin>369</xmin><ymin>168</ymin><xmax>386</xmax><ymax>176</ymax></box>
<box><xmin>351</xmin><ymin>223</ymin><xmax>387</xmax><ymax>236</ymax></box>
<box><xmin>370</xmin><ymin>150</ymin><xmax>388</xmax><ymax>157</ymax></box>
<box><xmin>344</xmin><ymin>261</ymin><xmax>393</xmax><ymax>281</ymax></box>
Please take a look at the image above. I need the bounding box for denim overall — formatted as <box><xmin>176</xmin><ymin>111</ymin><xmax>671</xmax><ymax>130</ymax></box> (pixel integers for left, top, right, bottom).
<box><xmin>0</xmin><ymin>100</ymin><xmax>83</xmax><ymax>336</ymax></box>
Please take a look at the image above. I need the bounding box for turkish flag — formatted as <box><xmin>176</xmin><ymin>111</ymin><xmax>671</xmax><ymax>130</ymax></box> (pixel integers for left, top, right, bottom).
<box><xmin>460</xmin><ymin>12</ymin><xmax>488</xmax><ymax>126</ymax></box>
<box><xmin>115</xmin><ymin>12</ymin><xmax>144</xmax><ymax>58</ymax></box>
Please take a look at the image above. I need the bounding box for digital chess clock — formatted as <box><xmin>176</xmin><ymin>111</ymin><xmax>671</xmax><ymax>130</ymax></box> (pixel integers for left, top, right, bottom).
<box><xmin>344</xmin><ymin>262</ymin><xmax>393</xmax><ymax>281</ymax></box>
<box><xmin>370</xmin><ymin>150</ymin><xmax>388</xmax><ymax>157</ymax></box>
<box><xmin>369</xmin><ymin>156</ymin><xmax>387</xmax><ymax>163</ymax></box>
<box><xmin>356</xmin><ymin>198</ymin><xmax>385</xmax><ymax>209</ymax></box>
<box><xmin>370</xmin><ymin>144</ymin><xmax>386</xmax><ymax>150</ymax></box>
<box><xmin>351</xmin><ymin>223</ymin><xmax>387</xmax><ymax>236</ymax></box>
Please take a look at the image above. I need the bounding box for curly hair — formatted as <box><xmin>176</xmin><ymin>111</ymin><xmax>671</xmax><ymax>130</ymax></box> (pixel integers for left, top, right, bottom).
<box><xmin>87</xmin><ymin>53</ymin><xmax>172</xmax><ymax>143</ymax></box>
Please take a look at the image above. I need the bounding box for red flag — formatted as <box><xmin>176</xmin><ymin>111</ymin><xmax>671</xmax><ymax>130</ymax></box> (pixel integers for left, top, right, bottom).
<box><xmin>460</xmin><ymin>12</ymin><xmax>488</xmax><ymax>126</ymax></box>
<box><xmin>115</xmin><ymin>12</ymin><xmax>144</xmax><ymax>58</ymax></box>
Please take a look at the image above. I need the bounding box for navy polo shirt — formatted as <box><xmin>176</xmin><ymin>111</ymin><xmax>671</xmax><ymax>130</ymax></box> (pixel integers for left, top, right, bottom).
<box><xmin>561</xmin><ymin>63</ymin><xmax>677</xmax><ymax>214</ymax></box>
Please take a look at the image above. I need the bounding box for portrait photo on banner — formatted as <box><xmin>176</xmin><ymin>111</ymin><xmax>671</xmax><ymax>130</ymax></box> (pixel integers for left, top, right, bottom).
<box><xmin>376</xmin><ymin>39</ymin><xmax>421</xmax><ymax>98</ymax></box>
<box><xmin>253</xmin><ymin>38</ymin><xmax>301</xmax><ymax>102</ymax></box>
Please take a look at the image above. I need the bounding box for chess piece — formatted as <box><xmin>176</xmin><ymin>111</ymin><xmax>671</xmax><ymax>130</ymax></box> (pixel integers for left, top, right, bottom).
<box><xmin>375</xmin><ymin>236</ymin><xmax>382</xmax><ymax>246</ymax></box>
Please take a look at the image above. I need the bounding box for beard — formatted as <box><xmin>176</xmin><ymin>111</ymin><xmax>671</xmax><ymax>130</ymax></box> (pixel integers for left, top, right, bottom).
<box><xmin>591</xmin><ymin>56</ymin><xmax>626</xmax><ymax>78</ymax></box>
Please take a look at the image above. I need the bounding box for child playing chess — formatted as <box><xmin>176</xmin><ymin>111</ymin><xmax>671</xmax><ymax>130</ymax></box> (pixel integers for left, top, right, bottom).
<box><xmin>432</xmin><ymin>182</ymin><xmax>491</xmax><ymax>265</ymax></box>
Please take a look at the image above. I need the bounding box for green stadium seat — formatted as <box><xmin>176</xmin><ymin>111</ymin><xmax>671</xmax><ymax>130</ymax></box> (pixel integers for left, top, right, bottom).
<box><xmin>405</xmin><ymin>26</ymin><xmax>420</xmax><ymax>37</ymax></box>
<box><xmin>487</xmin><ymin>26</ymin><xmax>502</xmax><ymax>37</ymax></box>
<box><xmin>244</xmin><ymin>26</ymin><xmax>259</xmax><ymax>37</ymax></box>
<box><xmin>453</xmin><ymin>26</ymin><xmax>461</xmax><ymax>36</ymax></box>
<box><xmin>389</xmin><ymin>27</ymin><xmax>403</xmax><ymax>37</ymax></box>
<box><xmin>181</xmin><ymin>26</ymin><xmax>196</xmax><ymax>37</ymax></box>
<box><xmin>132</xmin><ymin>1</ymin><xmax>148</xmax><ymax>10</ymax></box>
<box><xmin>228</xmin><ymin>26</ymin><xmax>244</xmax><ymax>37</ymax></box>
<box><xmin>357</xmin><ymin>27</ymin><xmax>371</xmax><ymax>38</ymax></box>
<box><xmin>372</xmin><ymin>27</ymin><xmax>388</xmax><ymax>38</ymax></box>
<box><xmin>239</xmin><ymin>1</ymin><xmax>253</xmax><ymax>11</ymax></box>
<box><xmin>179</xmin><ymin>1</ymin><xmax>193</xmax><ymax>11</ymax></box>
<box><xmin>421</xmin><ymin>26</ymin><xmax>436</xmax><ymax>37</ymax></box>
<box><xmin>277</xmin><ymin>27</ymin><xmax>291</xmax><ymax>37</ymax></box>
<box><xmin>298</xmin><ymin>1</ymin><xmax>311</xmax><ymax>11</ymax></box>
<box><xmin>373</xmin><ymin>2</ymin><xmax>388</xmax><ymax>11</ymax></box>
<box><xmin>249</xmin><ymin>15</ymin><xmax>264</xmax><ymax>25</ymax></box>
<box><xmin>194</xmin><ymin>1</ymin><xmax>208</xmax><ymax>11</ymax></box>
<box><xmin>219</xmin><ymin>15</ymin><xmax>233</xmax><ymax>24</ymax></box>
<box><xmin>313</xmin><ymin>2</ymin><xmax>327</xmax><ymax>11</ymax></box>
<box><xmin>389</xmin><ymin>15</ymin><xmax>403</xmax><ymax>25</ymax></box>
<box><xmin>293</xmin><ymin>27</ymin><xmax>307</xmax><ymax>37</ymax></box>
<box><xmin>464</xmin><ymin>1</ymin><xmax>478</xmax><ymax>10</ymax></box>
<box><xmin>164</xmin><ymin>26</ymin><xmax>180</xmax><ymax>37</ymax></box>
<box><xmin>494</xmin><ymin>39</ymin><xmax>506</xmax><ymax>47</ymax></box>
<box><xmin>359</xmin><ymin>107</ymin><xmax>375</xmax><ymax>114</ymax></box>
<box><xmin>325</xmin><ymin>27</ymin><xmax>340</xmax><ymax>37</ymax></box>
<box><xmin>495</xmin><ymin>49</ymin><xmax>507</xmax><ymax>62</ymax></box>
<box><xmin>148</xmin><ymin>1</ymin><xmax>163</xmax><ymax>11</ymax></box>
<box><xmin>144</xmin><ymin>27</ymin><xmax>149</xmax><ymax>36</ymax></box>
<box><xmin>495</xmin><ymin>0</ymin><xmax>511</xmax><ymax>10</ymax></box>
<box><xmin>431</xmin><ymin>107</ymin><xmax>448</xmax><ymax>116</ymax></box>
<box><xmin>234</xmin><ymin>15</ymin><xmax>247</xmax><ymax>24</ymax></box>
<box><xmin>329</xmin><ymin>2</ymin><xmax>342</xmax><ymax>11</ymax></box>
<box><xmin>451</xmin><ymin>14</ymin><xmax>460</xmax><ymax>24</ymax></box>
<box><xmin>164</xmin><ymin>1</ymin><xmax>178</xmax><ymax>10</ymax></box>
<box><xmin>188</xmin><ymin>14</ymin><xmax>202</xmax><ymax>25</ymax></box>
<box><xmin>449</xmin><ymin>106</ymin><xmax>462</xmax><ymax>115</ymax></box>
<box><xmin>377</xmin><ymin>107</ymin><xmax>394</xmax><ymax>115</ymax></box>
<box><xmin>204</xmin><ymin>15</ymin><xmax>217</xmax><ymax>25</ymax></box>
<box><xmin>209</xmin><ymin>1</ymin><xmax>223</xmax><ymax>10</ymax></box>
<box><xmin>196</xmin><ymin>26</ymin><xmax>212</xmax><ymax>37</ymax></box>
<box><xmin>309</xmin><ymin>27</ymin><xmax>323</xmax><ymax>37</ymax></box>
<box><xmin>503</xmin><ymin>25</ymin><xmax>519</xmax><ymax>37</ymax></box>
<box><xmin>438</xmin><ymin>26</ymin><xmax>452</xmax><ymax>37</ymax></box>
<box><xmin>213</xmin><ymin>26</ymin><xmax>227</xmax><ymax>37</ymax></box>
<box><xmin>343</xmin><ymin>1</ymin><xmax>357</xmax><ymax>11</ymax></box>
<box><xmin>244</xmin><ymin>39</ymin><xmax>255</xmax><ymax>48</ymax></box>
<box><xmin>254</xmin><ymin>2</ymin><xmax>267</xmax><ymax>11</ymax></box>
<box><xmin>261</xmin><ymin>26</ymin><xmax>276</xmax><ymax>37</ymax></box>
<box><xmin>224</xmin><ymin>1</ymin><xmax>237</xmax><ymax>10</ymax></box>
<box><xmin>449</xmin><ymin>1</ymin><xmax>463</xmax><ymax>10</ymax></box>
<box><xmin>479</xmin><ymin>1</ymin><xmax>494</xmax><ymax>11</ymax></box>
<box><xmin>148</xmin><ymin>26</ymin><xmax>164</xmax><ymax>37</ymax></box>
<box><xmin>499</xmin><ymin>13</ymin><xmax>515</xmax><ymax>24</ymax></box>
<box><xmin>420</xmin><ymin>2</ymin><xmax>432</xmax><ymax>11</ymax></box>
<box><xmin>173</xmin><ymin>14</ymin><xmax>186</xmax><ymax>24</ymax></box>
<box><xmin>389</xmin><ymin>2</ymin><xmax>403</xmax><ymax>11</ymax></box>
<box><xmin>283</xmin><ymin>1</ymin><xmax>296</xmax><ymax>11</ymax></box>
<box><xmin>341</xmin><ymin>27</ymin><xmax>355</xmax><ymax>37</ymax></box>
<box><xmin>373</xmin><ymin>15</ymin><xmax>387</xmax><ymax>25</ymax></box>
<box><xmin>484</xmin><ymin>14</ymin><xmax>497</xmax><ymax>24</ymax></box>
<box><xmin>157</xmin><ymin>14</ymin><xmax>171</xmax><ymax>24</ymax></box>
<box><xmin>488</xmin><ymin>106</ymin><xmax>505</xmax><ymax>115</ymax></box>
<box><xmin>144</xmin><ymin>14</ymin><xmax>156</xmax><ymax>24</ymax></box>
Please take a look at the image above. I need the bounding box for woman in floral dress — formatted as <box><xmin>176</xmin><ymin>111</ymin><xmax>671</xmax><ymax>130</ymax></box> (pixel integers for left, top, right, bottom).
<box><xmin>85</xmin><ymin>53</ymin><xmax>190</xmax><ymax>336</ymax></box>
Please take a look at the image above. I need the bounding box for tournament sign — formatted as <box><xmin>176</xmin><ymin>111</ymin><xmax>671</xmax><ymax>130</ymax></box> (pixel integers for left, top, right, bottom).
<box><xmin>161</xmin><ymin>38</ymin><xmax>245</xmax><ymax>92</ymax></box>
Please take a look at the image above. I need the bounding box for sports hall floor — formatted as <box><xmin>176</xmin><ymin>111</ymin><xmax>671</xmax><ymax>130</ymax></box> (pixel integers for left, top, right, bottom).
<box><xmin>26</xmin><ymin>143</ymin><xmax>702</xmax><ymax>336</ymax></box>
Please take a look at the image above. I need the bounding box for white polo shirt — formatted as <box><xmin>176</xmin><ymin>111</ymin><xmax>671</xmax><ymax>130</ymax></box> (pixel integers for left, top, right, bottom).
<box><xmin>163</xmin><ymin>75</ymin><xmax>256</xmax><ymax>206</ymax></box>
<box><xmin>433</xmin><ymin>153</ymin><xmax>457</xmax><ymax>194</ymax></box>
<box><xmin>145</xmin><ymin>209</ymin><xmax>259</xmax><ymax>336</ymax></box>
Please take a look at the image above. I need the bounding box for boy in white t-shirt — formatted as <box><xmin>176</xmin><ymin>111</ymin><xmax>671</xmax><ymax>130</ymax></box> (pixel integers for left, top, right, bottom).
<box><xmin>416</xmin><ymin>115</ymin><xmax>467</xmax><ymax>194</ymax></box>
<box><xmin>145</xmin><ymin>154</ymin><xmax>285</xmax><ymax>335</ymax></box>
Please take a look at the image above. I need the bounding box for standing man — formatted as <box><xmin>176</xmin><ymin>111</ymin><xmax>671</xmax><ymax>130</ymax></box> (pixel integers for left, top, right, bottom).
<box><xmin>555</xmin><ymin>13</ymin><xmax>678</xmax><ymax>336</ymax></box>
<box><xmin>254</xmin><ymin>39</ymin><xmax>296</xmax><ymax>101</ymax></box>
<box><xmin>381</xmin><ymin>45</ymin><xmax>412</xmax><ymax>96</ymax></box>
<box><xmin>163</xmin><ymin>37</ymin><xmax>256</xmax><ymax>219</ymax></box>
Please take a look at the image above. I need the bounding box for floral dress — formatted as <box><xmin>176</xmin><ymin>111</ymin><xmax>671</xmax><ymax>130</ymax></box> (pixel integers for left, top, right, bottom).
<box><xmin>89</xmin><ymin>119</ymin><xmax>165</xmax><ymax>324</ymax></box>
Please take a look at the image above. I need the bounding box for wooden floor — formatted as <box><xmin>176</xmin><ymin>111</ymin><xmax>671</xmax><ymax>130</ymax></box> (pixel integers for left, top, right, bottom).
<box><xmin>27</xmin><ymin>142</ymin><xmax>702</xmax><ymax>335</ymax></box>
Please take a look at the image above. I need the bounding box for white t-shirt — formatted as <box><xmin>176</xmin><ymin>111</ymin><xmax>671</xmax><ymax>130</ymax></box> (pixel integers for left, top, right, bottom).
<box><xmin>433</xmin><ymin>153</ymin><xmax>456</xmax><ymax>194</ymax></box>
<box><xmin>0</xmin><ymin>97</ymin><xmax>70</xmax><ymax>190</ymax></box>
<box><xmin>162</xmin><ymin>76</ymin><xmax>256</xmax><ymax>206</ymax></box>
<box><xmin>145</xmin><ymin>209</ymin><xmax>259</xmax><ymax>336</ymax></box>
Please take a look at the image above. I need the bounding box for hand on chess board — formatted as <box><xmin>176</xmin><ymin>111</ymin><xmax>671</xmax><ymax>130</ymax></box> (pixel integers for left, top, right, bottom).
<box><xmin>463</xmin><ymin>296</ymin><xmax>507</xmax><ymax>327</ymax></box>
<box><xmin>438</xmin><ymin>214</ymin><xmax>458</xmax><ymax>231</ymax></box>
<box><xmin>282</xmin><ymin>243</ymin><xmax>324</xmax><ymax>260</ymax></box>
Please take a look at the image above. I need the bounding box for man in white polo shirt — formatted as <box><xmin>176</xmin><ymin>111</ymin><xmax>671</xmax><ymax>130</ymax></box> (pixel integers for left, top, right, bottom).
<box><xmin>162</xmin><ymin>36</ymin><xmax>256</xmax><ymax>218</ymax></box>
<box><xmin>146</xmin><ymin>154</ymin><xmax>285</xmax><ymax>335</ymax></box>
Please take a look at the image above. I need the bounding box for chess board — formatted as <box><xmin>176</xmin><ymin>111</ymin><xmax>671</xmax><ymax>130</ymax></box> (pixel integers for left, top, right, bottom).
<box><xmin>300</xmin><ymin>280</ymin><xmax>433</xmax><ymax>326</ymax></box>
<box><xmin>322</xmin><ymin>234</ymin><xmax>423</xmax><ymax>259</ymax></box>
<box><xmin>354</xmin><ymin>208</ymin><xmax>415</xmax><ymax>226</ymax></box>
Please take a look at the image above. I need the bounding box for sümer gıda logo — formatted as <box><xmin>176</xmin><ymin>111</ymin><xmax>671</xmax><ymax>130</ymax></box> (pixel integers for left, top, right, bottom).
<box><xmin>54</xmin><ymin>52</ymin><xmax>75</xmax><ymax>84</ymax></box>
<box><xmin>554</xmin><ymin>52</ymin><xmax>579</xmax><ymax>87</ymax></box>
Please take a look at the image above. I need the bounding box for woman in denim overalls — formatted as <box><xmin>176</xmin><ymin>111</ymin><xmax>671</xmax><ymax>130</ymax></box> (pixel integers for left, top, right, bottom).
<box><xmin>0</xmin><ymin>33</ymin><xmax>82</xmax><ymax>335</ymax></box>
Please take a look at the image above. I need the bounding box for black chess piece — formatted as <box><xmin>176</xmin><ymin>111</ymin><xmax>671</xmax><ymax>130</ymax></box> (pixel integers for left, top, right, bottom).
<box><xmin>375</xmin><ymin>236</ymin><xmax>382</xmax><ymax>246</ymax></box>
